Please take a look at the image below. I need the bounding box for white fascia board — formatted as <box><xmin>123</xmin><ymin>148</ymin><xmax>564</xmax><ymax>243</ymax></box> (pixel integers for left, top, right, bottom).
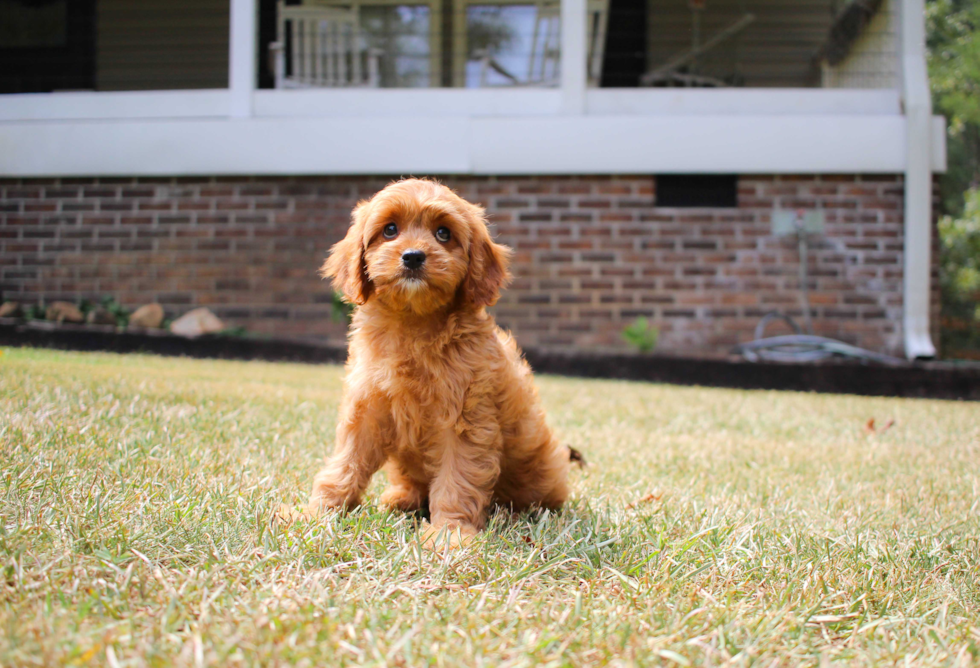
<box><xmin>0</xmin><ymin>114</ymin><xmax>945</xmax><ymax>177</ymax></box>
<box><xmin>0</xmin><ymin>117</ymin><xmax>471</xmax><ymax>176</ymax></box>
<box><xmin>0</xmin><ymin>89</ymin><xmax>903</xmax><ymax>123</ymax></box>
<box><xmin>0</xmin><ymin>90</ymin><xmax>231</xmax><ymax>122</ymax></box>
<box><xmin>470</xmin><ymin>115</ymin><xmax>910</xmax><ymax>174</ymax></box>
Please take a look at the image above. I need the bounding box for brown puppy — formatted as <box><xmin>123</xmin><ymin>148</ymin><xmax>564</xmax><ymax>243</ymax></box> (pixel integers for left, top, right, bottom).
<box><xmin>303</xmin><ymin>178</ymin><xmax>573</xmax><ymax>546</ymax></box>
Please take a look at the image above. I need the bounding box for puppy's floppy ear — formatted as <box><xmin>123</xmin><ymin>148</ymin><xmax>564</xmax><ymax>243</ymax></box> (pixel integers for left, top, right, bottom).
<box><xmin>462</xmin><ymin>205</ymin><xmax>511</xmax><ymax>307</ymax></box>
<box><xmin>321</xmin><ymin>201</ymin><xmax>373</xmax><ymax>305</ymax></box>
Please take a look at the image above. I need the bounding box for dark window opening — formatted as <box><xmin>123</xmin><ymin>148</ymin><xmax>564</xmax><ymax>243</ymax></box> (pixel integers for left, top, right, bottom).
<box><xmin>0</xmin><ymin>0</ymin><xmax>228</xmax><ymax>94</ymax></box>
<box><xmin>656</xmin><ymin>175</ymin><xmax>738</xmax><ymax>208</ymax></box>
<box><xmin>598</xmin><ymin>0</ymin><xmax>647</xmax><ymax>87</ymax></box>
<box><xmin>0</xmin><ymin>0</ymin><xmax>95</xmax><ymax>94</ymax></box>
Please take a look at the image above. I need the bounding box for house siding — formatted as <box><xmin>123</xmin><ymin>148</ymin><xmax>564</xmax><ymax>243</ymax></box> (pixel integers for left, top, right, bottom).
<box><xmin>0</xmin><ymin>174</ymin><xmax>930</xmax><ymax>357</ymax></box>
<box><xmin>821</xmin><ymin>1</ymin><xmax>899</xmax><ymax>89</ymax></box>
<box><xmin>95</xmin><ymin>0</ymin><xmax>229</xmax><ymax>91</ymax></box>
<box><xmin>645</xmin><ymin>0</ymin><xmax>898</xmax><ymax>89</ymax></box>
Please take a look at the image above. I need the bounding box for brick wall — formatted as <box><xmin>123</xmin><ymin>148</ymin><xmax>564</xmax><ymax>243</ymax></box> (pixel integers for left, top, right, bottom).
<box><xmin>0</xmin><ymin>174</ymin><xmax>918</xmax><ymax>357</ymax></box>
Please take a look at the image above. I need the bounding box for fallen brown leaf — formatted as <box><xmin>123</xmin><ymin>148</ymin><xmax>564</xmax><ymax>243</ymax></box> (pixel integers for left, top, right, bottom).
<box><xmin>626</xmin><ymin>492</ymin><xmax>663</xmax><ymax>510</ymax></box>
<box><xmin>864</xmin><ymin>417</ymin><xmax>896</xmax><ymax>435</ymax></box>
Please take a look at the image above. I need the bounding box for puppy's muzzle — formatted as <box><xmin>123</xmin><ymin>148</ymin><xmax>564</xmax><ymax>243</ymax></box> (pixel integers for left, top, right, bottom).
<box><xmin>402</xmin><ymin>250</ymin><xmax>426</xmax><ymax>271</ymax></box>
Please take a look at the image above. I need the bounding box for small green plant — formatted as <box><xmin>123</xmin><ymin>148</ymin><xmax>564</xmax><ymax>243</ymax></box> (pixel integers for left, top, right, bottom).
<box><xmin>77</xmin><ymin>299</ymin><xmax>95</xmax><ymax>317</ymax></box>
<box><xmin>621</xmin><ymin>317</ymin><xmax>659</xmax><ymax>353</ymax></box>
<box><xmin>938</xmin><ymin>189</ymin><xmax>980</xmax><ymax>357</ymax></box>
<box><xmin>22</xmin><ymin>303</ymin><xmax>43</xmax><ymax>321</ymax></box>
<box><xmin>331</xmin><ymin>291</ymin><xmax>354</xmax><ymax>324</ymax></box>
<box><xmin>100</xmin><ymin>296</ymin><xmax>130</xmax><ymax>327</ymax></box>
<box><xmin>215</xmin><ymin>325</ymin><xmax>249</xmax><ymax>338</ymax></box>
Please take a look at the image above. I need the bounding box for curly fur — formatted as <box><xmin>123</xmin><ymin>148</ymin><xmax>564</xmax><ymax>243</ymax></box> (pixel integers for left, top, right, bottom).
<box><xmin>303</xmin><ymin>178</ymin><xmax>573</xmax><ymax>545</ymax></box>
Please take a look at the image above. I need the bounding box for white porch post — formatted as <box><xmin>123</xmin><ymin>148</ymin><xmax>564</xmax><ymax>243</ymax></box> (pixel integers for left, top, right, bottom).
<box><xmin>560</xmin><ymin>0</ymin><xmax>587</xmax><ymax>114</ymax></box>
<box><xmin>229</xmin><ymin>0</ymin><xmax>258</xmax><ymax>118</ymax></box>
<box><xmin>900</xmin><ymin>0</ymin><xmax>936</xmax><ymax>359</ymax></box>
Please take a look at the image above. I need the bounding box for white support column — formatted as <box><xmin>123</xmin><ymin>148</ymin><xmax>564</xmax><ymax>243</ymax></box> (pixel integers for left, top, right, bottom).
<box><xmin>900</xmin><ymin>0</ymin><xmax>936</xmax><ymax>359</ymax></box>
<box><xmin>560</xmin><ymin>0</ymin><xmax>587</xmax><ymax>114</ymax></box>
<box><xmin>229</xmin><ymin>0</ymin><xmax>258</xmax><ymax>118</ymax></box>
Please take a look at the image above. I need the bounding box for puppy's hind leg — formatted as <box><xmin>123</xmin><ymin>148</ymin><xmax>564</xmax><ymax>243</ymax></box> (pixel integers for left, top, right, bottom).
<box><xmin>495</xmin><ymin>436</ymin><xmax>572</xmax><ymax>514</ymax></box>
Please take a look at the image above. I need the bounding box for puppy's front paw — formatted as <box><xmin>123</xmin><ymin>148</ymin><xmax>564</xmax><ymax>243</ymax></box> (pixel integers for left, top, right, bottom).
<box><xmin>273</xmin><ymin>503</ymin><xmax>313</xmax><ymax>525</ymax></box>
<box><xmin>305</xmin><ymin>494</ymin><xmax>348</xmax><ymax>517</ymax></box>
<box><xmin>422</xmin><ymin>522</ymin><xmax>477</xmax><ymax>551</ymax></box>
<box><xmin>307</xmin><ymin>484</ymin><xmax>359</xmax><ymax>514</ymax></box>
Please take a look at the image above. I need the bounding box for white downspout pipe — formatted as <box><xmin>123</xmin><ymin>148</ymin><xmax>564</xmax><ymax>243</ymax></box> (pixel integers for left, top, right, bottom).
<box><xmin>901</xmin><ymin>0</ymin><xmax>937</xmax><ymax>358</ymax></box>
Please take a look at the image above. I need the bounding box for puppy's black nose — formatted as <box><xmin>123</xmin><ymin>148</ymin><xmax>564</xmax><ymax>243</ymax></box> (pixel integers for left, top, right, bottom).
<box><xmin>402</xmin><ymin>249</ymin><xmax>426</xmax><ymax>270</ymax></box>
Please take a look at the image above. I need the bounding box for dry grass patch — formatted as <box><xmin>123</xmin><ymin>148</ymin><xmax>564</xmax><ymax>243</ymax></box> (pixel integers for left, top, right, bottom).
<box><xmin>1</xmin><ymin>348</ymin><xmax>978</xmax><ymax>666</ymax></box>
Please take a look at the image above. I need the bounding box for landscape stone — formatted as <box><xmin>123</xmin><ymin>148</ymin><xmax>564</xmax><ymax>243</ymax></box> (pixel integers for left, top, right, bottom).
<box><xmin>0</xmin><ymin>301</ymin><xmax>21</xmax><ymax>318</ymax></box>
<box><xmin>169</xmin><ymin>307</ymin><xmax>224</xmax><ymax>338</ymax></box>
<box><xmin>129</xmin><ymin>303</ymin><xmax>165</xmax><ymax>328</ymax></box>
<box><xmin>46</xmin><ymin>301</ymin><xmax>84</xmax><ymax>323</ymax></box>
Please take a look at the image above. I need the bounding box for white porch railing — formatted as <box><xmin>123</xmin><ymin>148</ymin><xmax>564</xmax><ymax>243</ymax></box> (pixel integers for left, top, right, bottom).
<box><xmin>0</xmin><ymin>0</ymin><xmax>946</xmax><ymax>178</ymax></box>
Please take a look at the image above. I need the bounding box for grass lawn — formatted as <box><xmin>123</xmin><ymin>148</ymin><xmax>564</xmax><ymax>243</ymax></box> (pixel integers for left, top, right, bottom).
<box><xmin>1</xmin><ymin>347</ymin><xmax>978</xmax><ymax>666</ymax></box>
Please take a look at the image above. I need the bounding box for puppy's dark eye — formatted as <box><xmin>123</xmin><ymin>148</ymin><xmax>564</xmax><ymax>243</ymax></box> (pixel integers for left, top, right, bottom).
<box><xmin>435</xmin><ymin>226</ymin><xmax>451</xmax><ymax>243</ymax></box>
<box><xmin>382</xmin><ymin>223</ymin><xmax>398</xmax><ymax>239</ymax></box>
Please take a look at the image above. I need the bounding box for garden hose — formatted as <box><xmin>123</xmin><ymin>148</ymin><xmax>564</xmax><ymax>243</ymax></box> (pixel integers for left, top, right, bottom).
<box><xmin>733</xmin><ymin>225</ymin><xmax>907</xmax><ymax>366</ymax></box>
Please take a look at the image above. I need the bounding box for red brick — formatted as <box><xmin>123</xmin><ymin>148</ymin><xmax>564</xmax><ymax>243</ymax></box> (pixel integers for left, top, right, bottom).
<box><xmin>0</xmin><ymin>173</ymin><xmax>917</xmax><ymax>357</ymax></box>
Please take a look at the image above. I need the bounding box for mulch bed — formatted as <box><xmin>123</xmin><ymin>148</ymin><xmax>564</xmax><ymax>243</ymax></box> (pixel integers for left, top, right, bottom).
<box><xmin>3</xmin><ymin>319</ymin><xmax>979</xmax><ymax>401</ymax></box>
<box><xmin>0</xmin><ymin>319</ymin><xmax>347</xmax><ymax>364</ymax></box>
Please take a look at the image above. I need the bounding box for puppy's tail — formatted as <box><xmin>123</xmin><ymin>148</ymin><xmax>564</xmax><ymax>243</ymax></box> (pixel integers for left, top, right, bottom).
<box><xmin>568</xmin><ymin>446</ymin><xmax>586</xmax><ymax>468</ymax></box>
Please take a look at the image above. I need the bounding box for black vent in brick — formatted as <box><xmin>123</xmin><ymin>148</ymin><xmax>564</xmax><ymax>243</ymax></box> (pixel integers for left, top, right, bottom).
<box><xmin>656</xmin><ymin>175</ymin><xmax>738</xmax><ymax>208</ymax></box>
